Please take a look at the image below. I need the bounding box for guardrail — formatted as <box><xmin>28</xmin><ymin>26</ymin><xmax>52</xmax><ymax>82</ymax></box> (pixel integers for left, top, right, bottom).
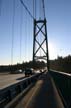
<box><xmin>50</xmin><ymin>70</ymin><xmax>71</xmax><ymax>108</ymax></box>
<box><xmin>0</xmin><ymin>72</ymin><xmax>43</xmax><ymax>108</ymax></box>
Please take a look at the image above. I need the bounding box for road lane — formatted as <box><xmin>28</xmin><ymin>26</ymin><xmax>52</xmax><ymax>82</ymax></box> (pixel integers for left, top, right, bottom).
<box><xmin>0</xmin><ymin>73</ymin><xmax>25</xmax><ymax>89</ymax></box>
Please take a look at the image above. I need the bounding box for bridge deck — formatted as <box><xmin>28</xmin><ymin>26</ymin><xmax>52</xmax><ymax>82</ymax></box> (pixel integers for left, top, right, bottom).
<box><xmin>15</xmin><ymin>72</ymin><xmax>64</xmax><ymax>108</ymax></box>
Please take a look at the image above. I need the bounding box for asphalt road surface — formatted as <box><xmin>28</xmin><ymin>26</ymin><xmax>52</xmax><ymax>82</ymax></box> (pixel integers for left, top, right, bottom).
<box><xmin>0</xmin><ymin>73</ymin><xmax>25</xmax><ymax>89</ymax></box>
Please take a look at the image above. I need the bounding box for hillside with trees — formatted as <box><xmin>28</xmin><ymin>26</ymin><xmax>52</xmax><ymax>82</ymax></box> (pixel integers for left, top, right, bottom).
<box><xmin>0</xmin><ymin>55</ymin><xmax>71</xmax><ymax>73</ymax></box>
<box><xmin>50</xmin><ymin>55</ymin><xmax>71</xmax><ymax>73</ymax></box>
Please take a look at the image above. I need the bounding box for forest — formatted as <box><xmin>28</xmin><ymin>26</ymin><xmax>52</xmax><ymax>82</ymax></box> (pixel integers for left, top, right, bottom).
<box><xmin>50</xmin><ymin>55</ymin><xmax>71</xmax><ymax>73</ymax></box>
<box><xmin>0</xmin><ymin>55</ymin><xmax>71</xmax><ymax>73</ymax></box>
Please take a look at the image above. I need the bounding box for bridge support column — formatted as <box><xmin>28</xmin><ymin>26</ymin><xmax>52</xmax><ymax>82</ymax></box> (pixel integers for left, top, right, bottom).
<box><xmin>33</xmin><ymin>19</ymin><xmax>49</xmax><ymax>71</ymax></box>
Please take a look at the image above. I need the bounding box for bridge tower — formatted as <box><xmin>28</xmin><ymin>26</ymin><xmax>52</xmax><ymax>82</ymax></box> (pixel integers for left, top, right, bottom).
<box><xmin>33</xmin><ymin>1</ymin><xmax>49</xmax><ymax>71</ymax></box>
<box><xmin>33</xmin><ymin>19</ymin><xmax>49</xmax><ymax>71</ymax></box>
<box><xmin>20</xmin><ymin>0</ymin><xmax>49</xmax><ymax>71</ymax></box>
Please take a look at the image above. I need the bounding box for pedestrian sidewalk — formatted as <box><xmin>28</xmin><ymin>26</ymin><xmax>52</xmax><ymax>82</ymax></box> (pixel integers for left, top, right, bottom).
<box><xmin>15</xmin><ymin>72</ymin><xmax>64</xmax><ymax>108</ymax></box>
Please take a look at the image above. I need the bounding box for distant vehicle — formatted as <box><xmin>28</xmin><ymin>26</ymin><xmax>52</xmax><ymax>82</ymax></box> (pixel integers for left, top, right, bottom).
<box><xmin>24</xmin><ymin>68</ymin><xmax>35</xmax><ymax>77</ymax></box>
<box><xmin>14</xmin><ymin>69</ymin><xmax>23</xmax><ymax>74</ymax></box>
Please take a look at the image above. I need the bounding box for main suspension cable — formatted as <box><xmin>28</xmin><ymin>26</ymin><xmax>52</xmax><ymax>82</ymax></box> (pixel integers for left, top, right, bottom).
<box><xmin>20</xmin><ymin>0</ymin><xmax>34</xmax><ymax>20</ymax></box>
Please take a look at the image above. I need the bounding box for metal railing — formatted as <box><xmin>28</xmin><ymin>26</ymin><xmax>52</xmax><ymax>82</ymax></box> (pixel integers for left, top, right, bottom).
<box><xmin>50</xmin><ymin>70</ymin><xmax>71</xmax><ymax>108</ymax></box>
<box><xmin>0</xmin><ymin>72</ymin><xmax>43</xmax><ymax>108</ymax></box>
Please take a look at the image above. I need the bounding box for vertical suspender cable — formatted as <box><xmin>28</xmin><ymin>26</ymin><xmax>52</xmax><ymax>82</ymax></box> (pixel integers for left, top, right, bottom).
<box><xmin>19</xmin><ymin>4</ymin><xmax>22</xmax><ymax>63</ymax></box>
<box><xmin>28</xmin><ymin>0</ymin><xmax>32</xmax><ymax>61</ymax></box>
<box><xmin>23</xmin><ymin>1</ymin><xmax>26</xmax><ymax>62</ymax></box>
<box><xmin>24</xmin><ymin>7</ymin><xmax>26</xmax><ymax>62</ymax></box>
<box><xmin>25</xmin><ymin>1</ymin><xmax>27</xmax><ymax>62</ymax></box>
<box><xmin>35</xmin><ymin>0</ymin><xmax>36</xmax><ymax>19</ymax></box>
<box><xmin>33</xmin><ymin>0</ymin><xmax>34</xmax><ymax>18</ymax></box>
<box><xmin>27</xmin><ymin>1</ymin><xmax>30</xmax><ymax>61</ymax></box>
<box><xmin>11</xmin><ymin>0</ymin><xmax>15</xmax><ymax>65</ymax></box>
<box><xmin>0</xmin><ymin>0</ymin><xmax>2</xmax><ymax>16</ymax></box>
<box><xmin>26</xmin><ymin>7</ymin><xmax>28</xmax><ymax>61</ymax></box>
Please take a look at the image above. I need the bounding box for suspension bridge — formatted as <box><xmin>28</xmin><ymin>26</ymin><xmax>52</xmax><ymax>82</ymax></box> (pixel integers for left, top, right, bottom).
<box><xmin>0</xmin><ymin>0</ymin><xmax>71</xmax><ymax>108</ymax></box>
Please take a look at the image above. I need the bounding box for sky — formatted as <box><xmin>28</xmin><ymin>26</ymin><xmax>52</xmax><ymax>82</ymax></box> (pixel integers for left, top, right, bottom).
<box><xmin>0</xmin><ymin>0</ymin><xmax>71</xmax><ymax>65</ymax></box>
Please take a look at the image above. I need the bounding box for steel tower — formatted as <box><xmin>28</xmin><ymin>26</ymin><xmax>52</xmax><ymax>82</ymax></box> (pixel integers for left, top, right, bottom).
<box><xmin>33</xmin><ymin>18</ymin><xmax>49</xmax><ymax>71</ymax></box>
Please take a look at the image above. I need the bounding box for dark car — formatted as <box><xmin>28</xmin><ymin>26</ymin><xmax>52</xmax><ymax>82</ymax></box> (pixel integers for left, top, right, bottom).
<box><xmin>24</xmin><ymin>69</ymin><xmax>34</xmax><ymax>77</ymax></box>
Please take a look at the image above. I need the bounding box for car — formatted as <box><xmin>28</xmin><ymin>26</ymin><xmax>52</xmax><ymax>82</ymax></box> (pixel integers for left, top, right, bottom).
<box><xmin>14</xmin><ymin>69</ymin><xmax>23</xmax><ymax>74</ymax></box>
<box><xmin>24</xmin><ymin>68</ymin><xmax>34</xmax><ymax>77</ymax></box>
